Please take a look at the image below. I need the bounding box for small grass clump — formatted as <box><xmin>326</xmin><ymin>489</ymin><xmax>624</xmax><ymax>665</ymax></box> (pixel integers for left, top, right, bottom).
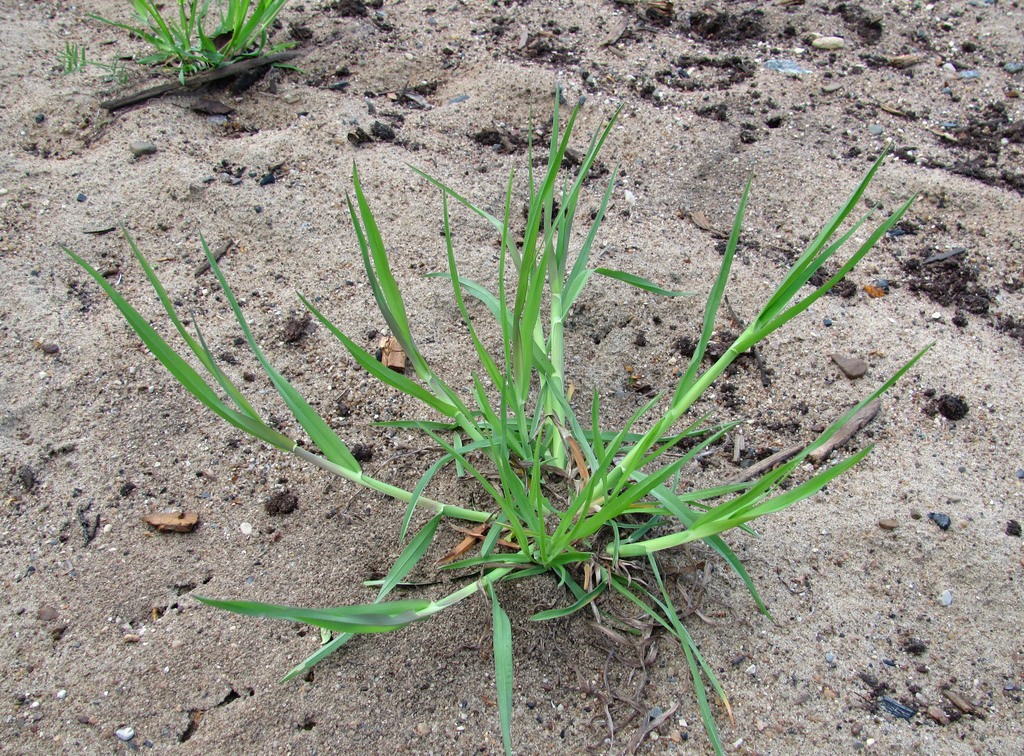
<box><xmin>66</xmin><ymin>96</ymin><xmax>927</xmax><ymax>754</ymax></box>
<box><xmin>92</xmin><ymin>0</ymin><xmax>293</xmax><ymax>83</ymax></box>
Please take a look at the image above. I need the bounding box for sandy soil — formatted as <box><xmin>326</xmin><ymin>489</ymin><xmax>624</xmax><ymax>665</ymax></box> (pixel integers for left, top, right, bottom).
<box><xmin>2</xmin><ymin>1</ymin><xmax>1023</xmax><ymax>754</ymax></box>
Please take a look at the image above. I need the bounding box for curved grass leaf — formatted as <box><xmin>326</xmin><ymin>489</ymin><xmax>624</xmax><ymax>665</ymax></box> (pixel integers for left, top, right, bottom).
<box><xmin>490</xmin><ymin>588</ymin><xmax>514</xmax><ymax>755</ymax></box>
<box><xmin>195</xmin><ymin>596</ymin><xmax>431</xmax><ymax>633</ymax></box>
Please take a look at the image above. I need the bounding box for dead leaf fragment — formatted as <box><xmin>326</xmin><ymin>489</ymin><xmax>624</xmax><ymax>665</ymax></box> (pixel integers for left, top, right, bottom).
<box><xmin>142</xmin><ymin>511</ymin><xmax>199</xmax><ymax>533</ymax></box>
<box><xmin>377</xmin><ymin>336</ymin><xmax>406</xmax><ymax>372</ymax></box>
<box><xmin>601</xmin><ymin>18</ymin><xmax>629</xmax><ymax>47</ymax></box>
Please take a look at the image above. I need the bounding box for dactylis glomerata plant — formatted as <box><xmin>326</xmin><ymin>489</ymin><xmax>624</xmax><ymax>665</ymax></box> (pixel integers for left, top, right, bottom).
<box><xmin>67</xmin><ymin>96</ymin><xmax>928</xmax><ymax>754</ymax></box>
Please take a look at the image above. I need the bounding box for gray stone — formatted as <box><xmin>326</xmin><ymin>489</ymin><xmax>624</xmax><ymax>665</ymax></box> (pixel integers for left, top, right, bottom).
<box><xmin>832</xmin><ymin>353</ymin><xmax>868</xmax><ymax>379</ymax></box>
<box><xmin>130</xmin><ymin>141</ymin><xmax>157</xmax><ymax>157</ymax></box>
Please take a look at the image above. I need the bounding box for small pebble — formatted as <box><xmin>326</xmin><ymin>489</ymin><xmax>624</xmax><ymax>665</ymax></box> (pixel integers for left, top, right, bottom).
<box><xmin>825</xmin><ymin>652</ymin><xmax>836</xmax><ymax>664</ymax></box>
<box><xmin>115</xmin><ymin>727</ymin><xmax>135</xmax><ymax>741</ymax></box>
<box><xmin>927</xmin><ymin>705</ymin><xmax>950</xmax><ymax>725</ymax></box>
<box><xmin>414</xmin><ymin>722</ymin><xmax>430</xmax><ymax>737</ymax></box>
<box><xmin>763</xmin><ymin>59</ymin><xmax>811</xmax><ymax>76</ymax></box>
<box><xmin>77</xmin><ymin>193</ymin><xmax>87</xmax><ymax>202</ymax></box>
<box><xmin>878</xmin><ymin>518</ymin><xmax>899</xmax><ymax>530</ymax></box>
<box><xmin>240</xmin><ymin>522</ymin><xmax>254</xmax><ymax>536</ymax></box>
<box><xmin>832</xmin><ymin>353</ymin><xmax>868</xmax><ymax>379</ymax></box>
<box><xmin>939</xmin><ymin>590</ymin><xmax>953</xmax><ymax>606</ymax></box>
<box><xmin>812</xmin><ymin>36</ymin><xmax>846</xmax><ymax>50</ymax></box>
<box><xmin>823</xmin><ymin>318</ymin><xmax>832</xmax><ymax>327</ymax></box>
<box><xmin>37</xmin><ymin>606</ymin><xmax>59</xmax><ymax>621</ymax></box>
<box><xmin>959</xmin><ymin>70</ymin><xmax>981</xmax><ymax>79</ymax></box>
<box><xmin>130</xmin><ymin>141</ymin><xmax>157</xmax><ymax>157</ymax></box>
<box><xmin>1006</xmin><ymin>520</ymin><xmax>1021</xmax><ymax>537</ymax></box>
<box><xmin>35</xmin><ymin>113</ymin><xmax>45</xmax><ymax>123</ymax></box>
<box><xmin>868</xmin><ymin>124</ymin><xmax>884</xmax><ymax>136</ymax></box>
<box><xmin>56</xmin><ymin>689</ymin><xmax>67</xmax><ymax>700</ymax></box>
<box><xmin>929</xmin><ymin>512</ymin><xmax>952</xmax><ymax>531</ymax></box>
<box><xmin>941</xmin><ymin>62</ymin><xmax>957</xmax><ymax>75</ymax></box>
<box><xmin>1005</xmin><ymin>62</ymin><xmax>1024</xmax><ymax>74</ymax></box>
<box><xmin>745</xmin><ymin>664</ymin><xmax>757</xmax><ymax>676</ymax></box>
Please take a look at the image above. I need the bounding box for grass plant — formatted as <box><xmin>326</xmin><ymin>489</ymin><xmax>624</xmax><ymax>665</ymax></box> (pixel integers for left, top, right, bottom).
<box><xmin>91</xmin><ymin>0</ymin><xmax>292</xmax><ymax>83</ymax></box>
<box><xmin>58</xmin><ymin>41</ymin><xmax>129</xmax><ymax>83</ymax></box>
<box><xmin>66</xmin><ymin>96</ymin><xmax>928</xmax><ymax>754</ymax></box>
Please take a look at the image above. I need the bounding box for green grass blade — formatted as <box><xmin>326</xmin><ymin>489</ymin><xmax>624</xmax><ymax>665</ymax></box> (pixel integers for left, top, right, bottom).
<box><xmin>490</xmin><ymin>588</ymin><xmax>514</xmax><ymax>755</ymax></box>
<box><xmin>300</xmin><ymin>294</ymin><xmax>459</xmax><ymax>418</ymax></box>
<box><xmin>201</xmin><ymin>242</ymin><xmax>361</xmax><ymax>471</ymax></box>
<box><xmin>195</xmin><ymin>596</ymin><xmax>431</xmax><ymax>633</ymax></box>
<box><xmin>123</xmin><ymin>229</ymin><xmax>261</xmax><ymax>418</ymax></box>
<box><xmin>530</xmin><ymin>582</ymin><xmax>606</xmax><ymax>621</ymax></box>
<box><xmin>64</xmin><ymin>247</ymin><xmax>294</xmax><ymax>452</ymax></box>
<box><xmin>281</xmin><ymin>630</ymin><xmax>353</xmax><ymax>682</ymax></box>
<box><xmin>378</xmin><ymin>515</ymin><xmax>442</xmax><ymax>599</ymax></box>
<box><xmin>593</xmin><ymin>268</ymin><xmax>691</xmax><ymax>297</ymax></box>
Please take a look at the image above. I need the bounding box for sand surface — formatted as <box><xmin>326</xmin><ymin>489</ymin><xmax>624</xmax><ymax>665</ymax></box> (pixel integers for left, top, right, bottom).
<box><xmin>1</xmin><ymin>1</ymin><xmax>1023</xmax><ymax>754</ymax></box>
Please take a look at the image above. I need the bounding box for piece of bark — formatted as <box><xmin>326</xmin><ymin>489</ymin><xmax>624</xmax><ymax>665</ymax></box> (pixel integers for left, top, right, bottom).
<box><xmin>809</xmin><ymin>399</ymin><xmax>881</xmax><ymax>464</ymax></box>
<box><xmin>142</xmin><ymin>511</ymin><xmax>199</xmax><ymax>533</ymax></box>
<box><xmin>100</xmin><ymin>51</ymin><xmax>300</xmax><ymax>111</ymax></box>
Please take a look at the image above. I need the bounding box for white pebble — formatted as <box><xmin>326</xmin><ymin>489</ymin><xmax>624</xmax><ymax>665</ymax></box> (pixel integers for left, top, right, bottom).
<box><xmin>56</xmin><ymin>689</ymin><xmax>67</xmax><ymax>700</ymax></box>
<box><xmin>240</xmin><ymin>522</ymin><xmax>253</xmax><ymax>536</ymax></box>
<box><xmin>939</xmin><ymin>590</ymin><xmax>953</xmax><ymax>606</ymax></box>
<box><xmin>115</xmin><ymin>727</ymin><xmax>135</xmax><ymax>741</ymax></box>
<box><xmin>812</xmin><ymin>36</ymin><xmax>845</xmax><ymax>50</ymax></box>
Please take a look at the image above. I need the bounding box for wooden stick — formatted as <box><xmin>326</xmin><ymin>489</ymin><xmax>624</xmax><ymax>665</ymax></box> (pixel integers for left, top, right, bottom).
<box><xmin>808</xmin><ymin>398</ymin><xmax>881</xmax><ymax>465</ymax></box>
<box><xmin>728</xmin><ymin>398</ymin><xmax>882</xmax><ymax>482</ymax></box>
<box><xmin>100</xmin><ymin>51</ymin><xmax>300</xmax><ymax>111</ymax></box>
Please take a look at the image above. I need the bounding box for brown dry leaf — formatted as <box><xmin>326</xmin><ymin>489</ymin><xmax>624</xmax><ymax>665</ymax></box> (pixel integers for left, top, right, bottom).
<box><xmin>378</xmin><ymin>336</ymin><xmax>406</xmax><ymax>372</ymax></box>
<box><xmin>437</xmin><ymin>523</ymin><xmax>488</xmax><ymax>565</ymax></box>
<box><xmin>142</xmin><ymin>511</ymin><xmax>199</xmax><ymax>533</ymax></box>
<box><xmin>688</xmin><ymin>210</ymin><xmax>728</xmax><ymax>238</ymax></box>
<box><xmin>864</xmin><ymin>284</ymin><xmax>886</xmax><ymax>298</ymax></box>
<box><xmin>566</xmin><ymin>436</ymin><xmax>590</xmax><ymax>485</ymax></box>
<box><xmin>601</xmin><ymin>18</ymin><xmax>628</xmax><ymax>47</ymax></box>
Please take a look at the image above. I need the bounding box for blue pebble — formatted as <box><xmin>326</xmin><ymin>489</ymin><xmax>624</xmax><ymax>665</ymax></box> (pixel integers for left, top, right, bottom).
<box><xmin>823</xmin><ymin>318</ymin><xmax>833</xmax><ymax>327</ymax></box>
<box><xmin>1005</xmin><ymin>62</ymin><xmax>1024</xmax><ymax>74</ymax></box>
<box><xmin>76</xmin><ymin>193</ymin><xmax>86</xmax><ymax>202</ymax></box>
<box><xmin>763</xmin><ymin>59</ymin><xmax>811</xmax><ymax>76</ymax></box>
<box><xmin>960</xmin><ymin>70</ymin><xmax>981</xmax><ymax>79</ymax></box>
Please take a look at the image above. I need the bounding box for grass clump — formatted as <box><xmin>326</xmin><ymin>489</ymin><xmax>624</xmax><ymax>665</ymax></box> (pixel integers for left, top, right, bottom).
<box><xmin>91</xmin><ymin>0</ymin><xmax>293</xmax><ymax>83</ymax></box>
<box><xmin>66</xmin><ymin>96</ymin><xmax>927</xmax><ymax>754</ymax></box>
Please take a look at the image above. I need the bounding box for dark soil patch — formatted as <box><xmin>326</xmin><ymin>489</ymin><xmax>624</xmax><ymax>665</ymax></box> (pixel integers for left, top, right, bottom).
<box><xmin>282</xmin><ymin>314</ymin><xmax>312</xmax><ymax>343</ymax></box>
<box><xmin>689</xmin><ymin>10</ymin><xmax>766</xmax><ymax>43</ymax></box>
<box><xmin>657</xmin><ymin>55</ymin><xmax>755</xmax><ymax>92</ymax></box>
<box><xmin>833</xmin><ymin>3</ymin><xmax>884</xmax><ymax>44</ymax></box>
<box><xmin>900</xmin><ymin>249</ymin><xmax>991</xmax><ymax>315</ymax></box>
<box><xmin>925</xmin><ymin>394</ymin><xmax>969</xmax><ymax>421</ymax></box>
<box><xmin>265</xmin><ymin>490</ymin><xmax>299</xmax><ymax>516</ymax></box>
